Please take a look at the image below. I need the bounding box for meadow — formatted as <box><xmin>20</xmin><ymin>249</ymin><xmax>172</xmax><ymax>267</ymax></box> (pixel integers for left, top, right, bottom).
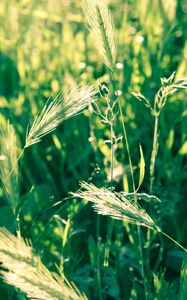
<box><xmin>0</xmin><ymin>0</ymin><xmax>187</xmax><ymax>299</ymax></box>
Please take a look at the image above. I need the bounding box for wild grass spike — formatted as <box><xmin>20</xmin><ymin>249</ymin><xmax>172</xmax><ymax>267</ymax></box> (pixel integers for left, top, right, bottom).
<box><xmin>72</xmin><ymin>182</ymin><xmax>159</xmax><ymax>230</ymax></box>
<box><xmin>0</xmin><ymin>121</ymin><xmax>19</xmax><ymax>214</ymax></box>
<box><xmin>132</xmin><ymin>72</ymin><xmax>187</xmax><ymax>116</ymax></box>
<box><xmin>0</xmin><ymin>228</ymin><xmax>87</xmax><ymax>300</ymax></box>
<box><xmin>82</xmin><ymin>0</ymin><xmax>117</xmax><ymax>70</ymax></box>
<box><xmin>25</xmin><ymin>84</ymin><xmax>96</xmax><ymax>148</ymax></box>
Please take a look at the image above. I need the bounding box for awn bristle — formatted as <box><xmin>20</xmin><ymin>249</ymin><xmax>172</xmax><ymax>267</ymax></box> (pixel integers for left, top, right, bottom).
<box><xmin>0</xmin><ymin>121</ymin><xmax>19</xmax><ymax>214</ymax></box>
<box><xmin>82</xmin><ymin>0</ymin><xmax>117</xmax><ymax>70</ymax></box>
<box><xmin>0</xmin><ymin>228</ymin><xmax>87</xmax><ymax>300</ymax></box>
<box><xmin>72</xmin><ymin>182</ymin><xmax>159</xmax><ymax>230</ymax></box>
<box><xmin>25</xmin><ymin>84</ymin><xmax>97</xmax><ymax>148</ymax></box>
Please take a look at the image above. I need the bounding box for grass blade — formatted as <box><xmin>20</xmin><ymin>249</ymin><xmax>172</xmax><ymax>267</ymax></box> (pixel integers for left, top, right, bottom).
<box><xmin>136</xmin><ymin>144</ymin><xmax>145</xmax><ymax>191</ymax></box>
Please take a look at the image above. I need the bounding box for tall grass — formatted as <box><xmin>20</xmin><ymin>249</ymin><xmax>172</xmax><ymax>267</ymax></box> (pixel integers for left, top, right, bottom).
<box><xmin>0</xmin><ymin>0</ymin><xmax>187</xmax><ymax>299</ymax></box>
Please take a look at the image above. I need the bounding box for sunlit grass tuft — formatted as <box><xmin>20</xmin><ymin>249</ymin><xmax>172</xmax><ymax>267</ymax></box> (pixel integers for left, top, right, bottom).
<box><xmin>71</xmin><ymin>182</ymin><xmax>158</xmax><ymax>230</ymax></box>
<box><xmin>82</xmin><ymin>0</ymin><xmax>116</xmax><ymax>70</ymax></box>
<box><xmin>25</xmin><ymin>84</ymin><xmax>97</xmax><ymax>148</ymax></box>
<box><xmin>0</xmin><ymin>228</ymin><xmax>87</xmax><ymax>300</ymax></box>
<box><xmin>0</xmin><ymin>121</ymin><xmax>19</xmax><ymax>214</ymax></box>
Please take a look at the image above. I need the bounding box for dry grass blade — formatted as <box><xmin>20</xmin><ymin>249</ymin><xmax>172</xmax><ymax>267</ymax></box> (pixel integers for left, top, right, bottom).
<box><xmin>0</xmin><ymin>228</ymin><xmax>87</xmax><ymax>300</ymax></box>
<box><xmin>72</xmin><ymin>182</ymin><xmax>159</xmax><ymax>230</ymax></box>
<box><xmin>25</xmin><ymin>84</ymin><xmax>96</xmax><ymax>148</ymax></box>
<box><xmin>0</xmin><ymin>121</ymin><xmax>19</xmax><ymax>214</ymax></box>
<box><xmin>82</xmin><ymin>0</ymin><xmax>116</xmax><ymax>70</ymax></box>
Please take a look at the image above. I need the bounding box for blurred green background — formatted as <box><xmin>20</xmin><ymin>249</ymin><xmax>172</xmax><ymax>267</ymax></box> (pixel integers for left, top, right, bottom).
<box><xmin>0</xmin><ymin>0</ymin><xmax>187</xmax><ymax>299</ymax></box>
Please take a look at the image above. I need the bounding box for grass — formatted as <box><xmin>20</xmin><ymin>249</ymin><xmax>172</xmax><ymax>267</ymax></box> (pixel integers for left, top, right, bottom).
<box><xmin>0</xmin><ymin>0</ymin><xmax>187</xmax><ymax>299</ymax></box>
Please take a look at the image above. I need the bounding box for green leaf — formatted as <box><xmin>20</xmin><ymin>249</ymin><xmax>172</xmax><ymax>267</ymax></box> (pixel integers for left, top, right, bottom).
<box><xmin>136</xmin><ymin>144</ymin><xmax>145</xmax><ymax>191</ymax></box>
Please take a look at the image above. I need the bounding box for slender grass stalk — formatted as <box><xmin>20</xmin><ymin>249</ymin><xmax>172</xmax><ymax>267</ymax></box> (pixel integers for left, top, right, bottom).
<box><xmin>137</xmin><ymin>225</ymin><xmax>148</xmax><ymax>300</ymax></box>
<box><xmin>110</xmin><ymin>72</ymin><xmax>136</xmax><ymax>191</ymax></box>
<box><xmin>149</xmin><ymin>73</ymin><xmax>187</xmax><ymax>192</ymax></box>
<box><xmin>132</xmin><ymin>74</ymin><xmax>187</xmax><ymax>194</ymax></box>
<box><xmin>110</xmin><ymin>72</ymin><xmax>148</xmax><ymax>300</ymax></box>
<box><xmin>110</xmin><ymin>124</ymin><xmax>114</xmax><ymax>185</ymax></box>
<box><xmin>133</xmin><ymin>73</ymin><xmax>187</xmax><ymax>291</ymax></box>
<box><xmin>96</xmin><ymin>216</ymin><xmax>103</xmax><ymax>300</ymax></box>
<box><xmin>147</xmin><ymin>112</ymin><xmax>159</xmax><ymax>289</ymax></box>
<box><xmin>103</xmin><ymin>124</ymin><xmax>115</xmax><ymax>269</ymax></box>
<box><xmin>150</xmin><ymin>114</ymin><xmax>159</xmax><ymax>193</ymax></box>
<box><xmin>119</xmin><ymin>101</ymin><xmax>136</xmax><ymax>190</ymax></box>
<box><xmin>160</xmin><ymin>230</ymin><xmax>187</xmax><ymax>253</ymax></box>
<box><xmin>82</xmin><ymin>0</ymin><xmax>148</xmax><ymax>295</ymax></box>
<box><xmin>93</xmin><ymin>86</ymin><xmax>117</xmax><ymax>295</ymax></box>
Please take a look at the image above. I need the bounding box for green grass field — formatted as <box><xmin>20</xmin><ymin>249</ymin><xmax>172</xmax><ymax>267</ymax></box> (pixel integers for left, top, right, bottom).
<box><xmin>0</xmin><ymin>0</ymin><xmax>187</xmax><ymax>299</ymax></box>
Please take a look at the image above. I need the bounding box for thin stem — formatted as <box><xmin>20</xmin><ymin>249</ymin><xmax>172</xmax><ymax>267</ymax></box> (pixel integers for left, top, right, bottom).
<box><xmin>96</xmin><ymin>216</ymin><xmax>103</xmax><ymax>300</ymax></box>
<box><xmin>147</xmin><ymin>114</ymin><xmax>159</xmax><ymax>278</ymax></box>
<box><xmin>104</xmin><ymin>219</ymin><xmax>113</xmax><ymax>268</ymax></box>
<box><xmin>137</xmin><ymin>226</ymin><xmax>148</xmax><ymax>300</ymax></box>
<box><xmin>110</xmin><ymin>124</ymin><xmax>114</xmax><ymax>185</ymax></box>
<box><xmin>118</xmin><ymin>103</ymin><xmax>136</xmax><ymax>192</ymax></box>
<box><xmin>103</xmin><ymin>124</ymin><xmax>115</xmax><ymax>293</ymax></box>
<box><xmin>150</xmin><ymin>115</ymin><xmax>159</xmax><ymax>193</ymax></box>
<box><xmin>110</xmin><ymin>72</ymin><xmax>136</xmax><ymax>191</ymax></box>
<box><xmin>161</xmin><ymin>230</ymin><xmax>187</xmax><ymax>253</ymax></box>
<box><xmin>16</xmin><ymin>213</ymin><xmax>21</xmax><ymax>241</ymax></box>
<box><xmin>110</xmin><ymin>71</ymin><xmax>148</xmax><ymax>300</ymax></box>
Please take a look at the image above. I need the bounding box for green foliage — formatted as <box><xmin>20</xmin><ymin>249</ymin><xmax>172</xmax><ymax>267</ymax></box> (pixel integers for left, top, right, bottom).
<box><xmin>179</xmin><ymin>257</ymin><xmax>187</xmax><ymax>300</ymax></box>
<box><xmin>0</xmin><ymin>0</ymin><xmax>186</xmax><ymax>299</ymax></box>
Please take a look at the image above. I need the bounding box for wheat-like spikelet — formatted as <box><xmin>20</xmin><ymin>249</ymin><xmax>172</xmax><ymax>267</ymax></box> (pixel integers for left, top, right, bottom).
<box><xmin>25</xmin><ymin>84</ymin><xmax>96</xmax><ymax>148</ymax></box>
<box><xmin>0</xmin><ymin>228</ymin><xmax>87</xmax><ymax>300</ymax></box>
<box><xmin>72</xmin><ymin>182</ymin><xmax>159</xmax><ymax>230</ymax></box>
<box><xmin>82</xmin><ymin>0</ymin><xmax>116</xmax><ymax>70</ymax></box>
<box><xmin>0</xmin><ymin>121</ymin><xmax>19</xmax><ymax>214</ymax></box>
